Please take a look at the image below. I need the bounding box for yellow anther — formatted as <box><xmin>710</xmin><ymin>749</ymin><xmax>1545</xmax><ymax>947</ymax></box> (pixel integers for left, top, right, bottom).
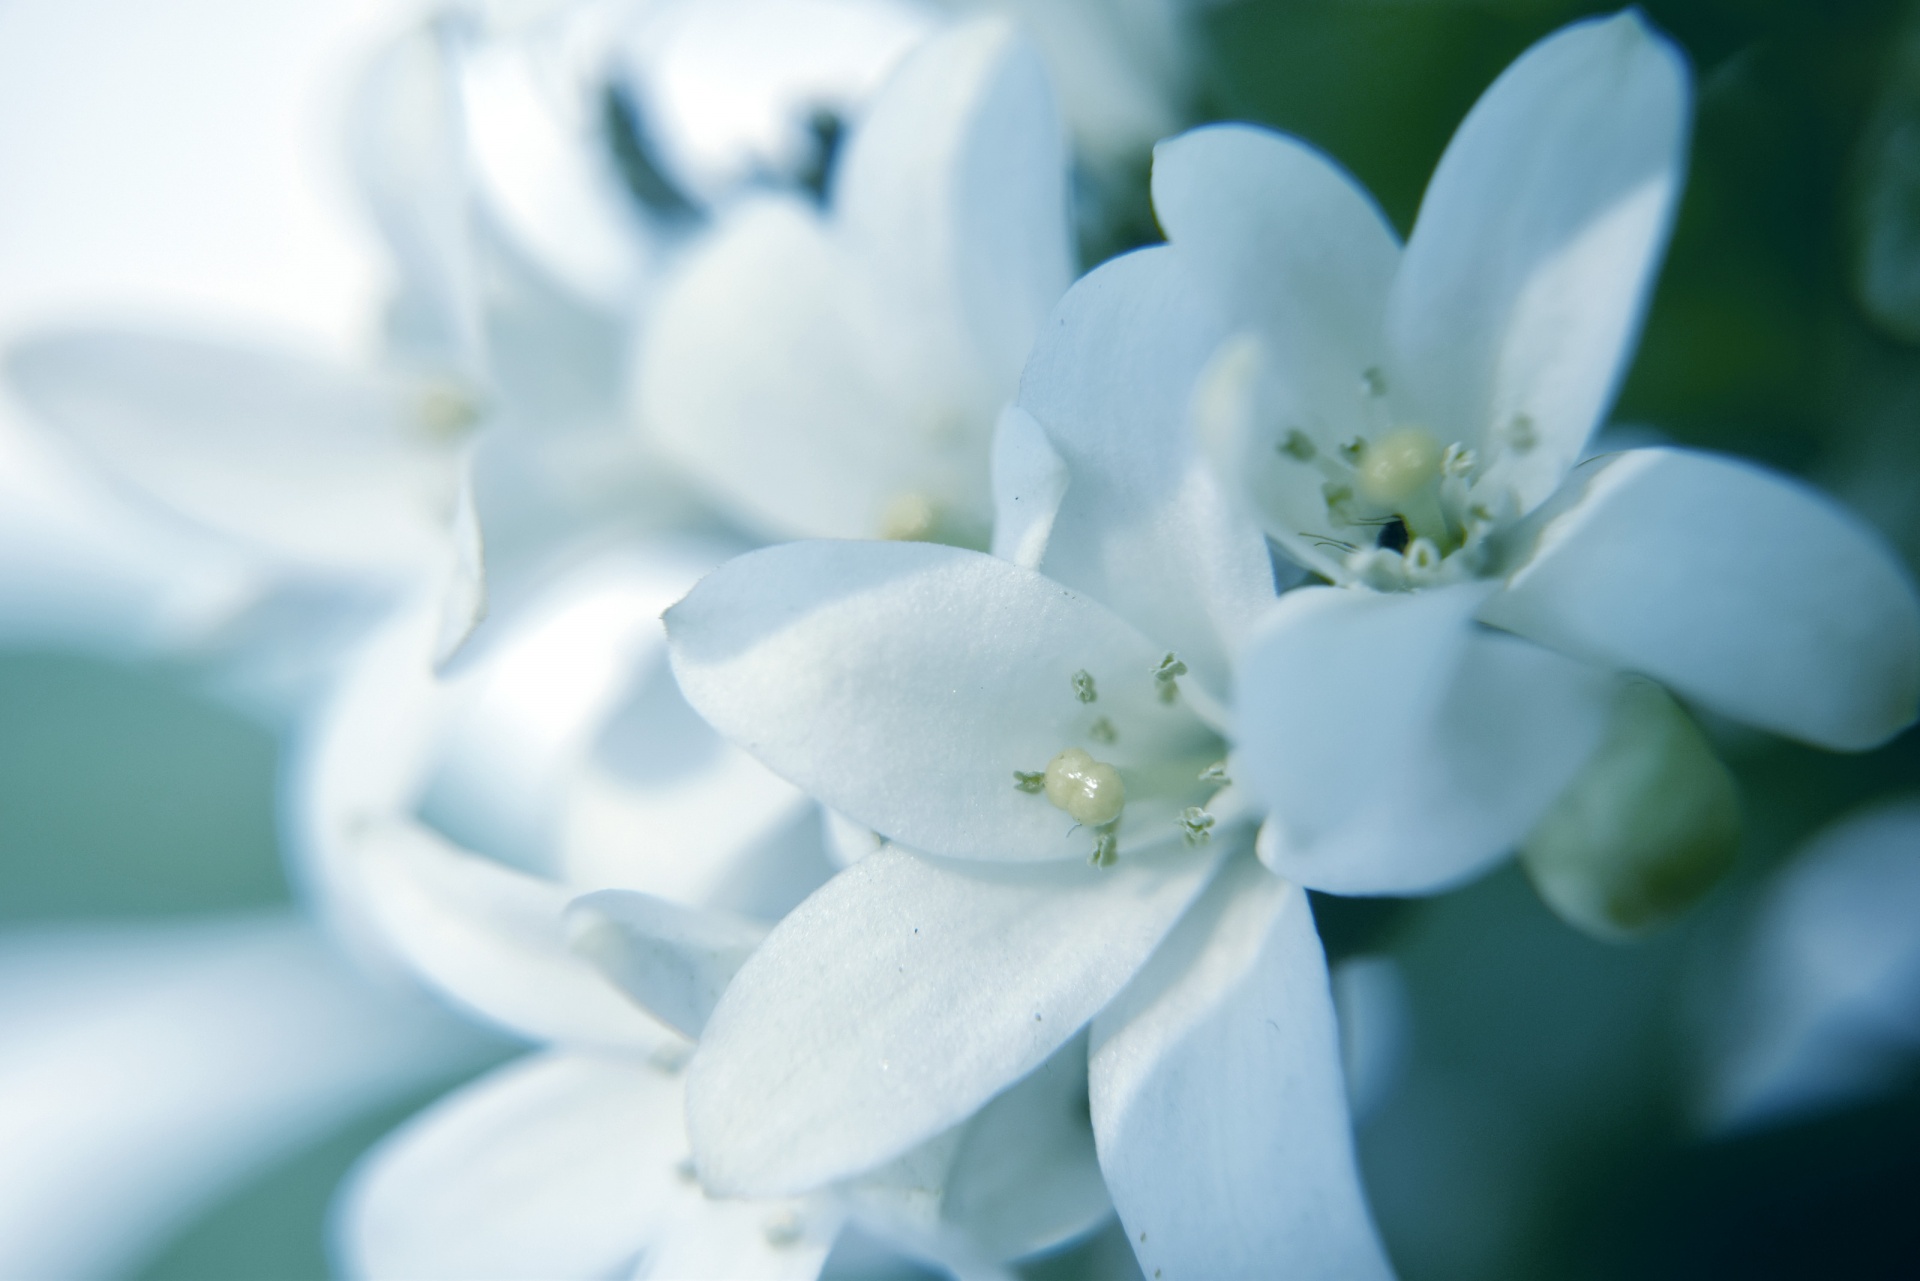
<box><xmin>1043</xmin><ymin>747</ymin><xmax>1126</xmax><ymax>827</ymax></box>
<box><xmin>1355</xmin><ymin>427</ymin><xmax>1443</xmax><ymax>508</ymax></box>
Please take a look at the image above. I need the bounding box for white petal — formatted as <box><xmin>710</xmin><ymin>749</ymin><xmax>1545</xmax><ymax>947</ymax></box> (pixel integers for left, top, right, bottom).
<box><xmin>666</xmin><ymin>540</ymin><xmax>1218</xmax><ymax>863</ymax></box>
<box><xmin>340</xmin><ymin>1052</ymin><xmax>683</xmax><ymax>1281</ymax></box>
<box><xmin>347</xmin><ymin>22</ymin><xmax>483</xmax><ymax>379</ymax></box>
<box><xmin>637</xmin><ymin>196</ymin><xmax>928</xmax><ymax>540</ymax></box>
<box><xmin>1186</xmin><ymin>332</ymin><xmax>1347</xmax><ymax>582</ymax></box>
<box><xmin>350</xmin><ymin>818</ymin><xmax>678</xmax><ymax>1051</ymax></box>
<box><xmin>1387</xmin><ymin>11</ymin><xmax>1689</xmax><ymax>510</ymax></box>
<box><xmin>1090</xmin><ymin>857</ymin><xmax>1392</xmax><ymax>1279</ymax></box>
<box><xmin>0</xmin><ymin>915</ymin><xmax>495</xmax><ymax>1281</ymax></box>
<box><xmin>566</xmin><ymin>891</ymin><xmax>769</xmax><ymax>1039</ymax></box>
<box><xmin>5</xmin><ymin>330</ymin><xmax>461</xmax><ymax>571</ymax></box>
<box><xmin>834</xmin><ymin>16</ymin><xmax>1072</xmax><ymax>400</ymax></box>
<box><xmin>1238</xmin><ymin>584</ymin><xmax>1619</xmax><ymax>894</ymax></box>
<box><xmin>1484</xmin><ymin>448</ymin><xmax>1920</xmax><ymax>750</ymax></box>
<box><xmin>422</xmin><ymin>548</ymin><xmax>696</xmax><ymax>872</ymax></box>
<box><xmin>1702</xmin><ymin>800</ymin><xmax>1920</xmax><ymax>1131</ymax></box>
<box><xmin>1154</xmin><ymin>122</ymin><xmax>1398</xmax><ymax>458</ymax></box>
<box><xmin>638</xmin><ymin>18</ymin><xmax>1069</xmax><ymax>544</ymax></box>
<box><xmin>457</xmin><ymin>26</ymin><xmax>652</xmax><ymax>308</ymax></box>
<box><xmin>561</xmin><ymin>712</ymin><xmax>826</xmax><ymax>918</ymax></box>
<box><xmin>617</xmin><ymin>0</ymin><xmax>934</xmax><ymax>205</ymax></box>
<box><xmin>989</xmin><ymin>0</ymin><xmax>1192</xmax><ymax>163</ymax></box>
<box><xmin>989</xmin><ymin>405</ymin><xmax>1069</xmax><ymax>571</ymax></box>
<box><xmin>939</xmin><ymin>1033</ymin><xmax>1112</xmax><ymax>1262</ymax></box>
<box><xmin>433</xmin><ymin>453</ymin><xmax>488</xmax><ymax>665</ymax></box>
<box><xmin>687</xmin><ymin>844</ymin><xmax>1224</xmax><ymax>1195</ymax></box>
<box><xmin>636</xmin><ymin>1195</ymin><xmax>841</xmax><ymax>1281</ymax></box>
<box><xmin>1018</xmin><ymin>247</ymin><xmax>1276</xmax><ymax>690</ymax></box>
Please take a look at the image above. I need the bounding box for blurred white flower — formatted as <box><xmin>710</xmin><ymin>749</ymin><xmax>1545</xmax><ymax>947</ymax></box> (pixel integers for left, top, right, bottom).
<box><xmin>662</xmin><ymin>264</ymin><xmax>1391</xmax><ymax>1274</ymax></box>
<box><xmin>1698</xmin><ymin>798</ymin><xmax>1920</xmax><ymax>1133</ymax></box>
<box><xmin>635</xmin><ymin>18</ymin><xmax>1072</xmax><ymax>544</ymax></box>
<box><xmin>1170</xmin><ymin>12</ymin><xmax>1920</xmax><ymax>895</ymax></box>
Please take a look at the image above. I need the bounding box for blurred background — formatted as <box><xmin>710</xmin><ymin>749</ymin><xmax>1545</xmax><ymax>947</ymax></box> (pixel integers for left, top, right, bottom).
<box><xmin>1</xmin><ymin>0</ymin><xmax>1917</xmax><ymax>1277</ymax></box>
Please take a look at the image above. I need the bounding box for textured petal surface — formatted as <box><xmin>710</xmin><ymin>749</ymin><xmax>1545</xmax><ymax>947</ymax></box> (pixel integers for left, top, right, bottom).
<box><xmin>1019</xmin><ymin>247</ymin><xmax>1276</xmax><ymax>690</ymax></box>
<box><xmin>1154</xmin><ymin>123</ymin><xmax>1398</xmax><ymax>463</ymax></box>
<box><xmin>1239</xmin><ymin>584</ymin><xmax>1619</xmax><ymax>894</ymax></box>
<box><xmin>351</xmin><ymin>819</ymin><xmax>676</xmax><ymax>1051</ymax></box>
<box><xmin>340</xmin><ymin>1052</ymin><xmax>683</xmax><ymax>1281</ymax></box>
<box><xmin>6</xmin><ymin>330</ymin><xmax>461</xmax><ymax>570</ymax></box>
<box><xmin>567</xmin><ymin>891</ymin><xmax>768</xmax><ymax>1039</ymax></box>
<box><xmin>0</xmin><ymin>915</ymin><xmax>496</xmax><ymax>1281</ymax></box>
<box><xmin>1091</xmin><ymin>857</ymin><xmax>1393</xmax><ymax>1280</ymax></box>
<box><xmin>1387</xmin><ymin>11</ymin><xmax>1689</xmax><ymax>511</ymax></box>
<box><xmin>687</xmin><ymin>843</ymin><xmax>1224</xmax><ymax>1195</ymax></box>
<box><xmin>666</xmin><ymin>540</ymin><xmax>1218</xmax><ymax>862</ymax></box>
<box><xmin>1484</xmin><ymin>448</ymin><xmax>1920</xmax><ymax>750</ymax></box>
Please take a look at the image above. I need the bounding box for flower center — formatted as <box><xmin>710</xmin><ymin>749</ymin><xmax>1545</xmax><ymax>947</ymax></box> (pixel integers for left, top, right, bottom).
<box><xmin>1354</xmin><ymin>426</ymin><xmax>1442</xmax><ymax>509</ymax></box>
<box><xmin>1042</xmin><ymin>747</ymin><xmax>1126</xmax><ymax>827</ymax></box>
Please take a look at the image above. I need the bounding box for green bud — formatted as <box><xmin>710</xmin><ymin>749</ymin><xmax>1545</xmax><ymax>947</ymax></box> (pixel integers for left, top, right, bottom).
<box><xmin>1520</xmin><ymin>680</ymin><xmax>1741</xmax><ymax>941</ymax></box>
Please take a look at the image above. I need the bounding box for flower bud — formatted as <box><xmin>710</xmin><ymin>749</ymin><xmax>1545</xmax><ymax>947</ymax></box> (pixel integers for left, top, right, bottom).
<box><xmin>1520</xmin><ymin>680</ymin><xmax>1740</xmax><ymax>940</ymax></box>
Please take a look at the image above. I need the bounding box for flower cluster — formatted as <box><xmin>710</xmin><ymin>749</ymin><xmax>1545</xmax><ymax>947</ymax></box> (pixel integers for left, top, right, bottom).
<box><xmin>4</xmin><ymin>2</ymin><xmax>1917</xmax><ymax>1278</ymax></box>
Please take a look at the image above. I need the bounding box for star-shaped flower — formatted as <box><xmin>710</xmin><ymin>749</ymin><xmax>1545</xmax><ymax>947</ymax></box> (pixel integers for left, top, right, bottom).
<box><xmin>1168</xmin><ymin>12</ymin><xmax>1920</xmax><ymax>895</ymax></box>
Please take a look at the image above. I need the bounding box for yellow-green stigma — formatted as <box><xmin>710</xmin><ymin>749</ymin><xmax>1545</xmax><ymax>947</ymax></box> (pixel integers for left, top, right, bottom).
<box><xmin>1042</xmin><ymin>747</ymin><xmax>1126</xmax><ymax>828</ymax></box>
<box><xmin>1355</xmin><ymin>427</ymin><xmax>1443</xmax><ymax>508</ymax></box>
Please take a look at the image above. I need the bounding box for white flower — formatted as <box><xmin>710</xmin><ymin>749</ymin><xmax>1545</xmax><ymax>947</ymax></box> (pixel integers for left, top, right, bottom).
<box><xmin>1167</xmin><ymin>12</ymin><xmax>1920</xmax><ymax>894</ymax></box>
<box><xmin>662</xmin><ymin>250</ymin><xmax>1392</xmax><ymax>1274</ymax></box>
<box><xmin>635</xmin><ymin>18</ymin><xmax>1072</xmax><ymax>544</ymax></box>
<box><xmin>303</xmin><ymin>550</ymin><xmax>1109</xmax><ymax>1278</ymax></box>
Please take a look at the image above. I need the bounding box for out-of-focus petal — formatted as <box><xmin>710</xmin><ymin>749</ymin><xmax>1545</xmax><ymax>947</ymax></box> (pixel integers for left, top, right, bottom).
<box><xmin>638</xmin><ymin>197</ymin><xmax>923</xmax><ymax>540</ymax></box>
<box><xmin>455</xmin><ymin>17</ymin><xmax>653</xmax><ymax>309</ymax></box>
<box><xmin>1090</xmin><ymin>857</ymin><xmax>1393</xmax><ymax>1279</ymax></box>
<box><xmin>937</xmin><ymin>1033</ymin><xmax>1112</xmax><ymax>1262</ymax></box>
<box><xmin>348</xmin><ymin>20</ymin><xmax>483</xmax><ymax>379</ymax></box>
<box><xmin>339</xmin><ymin>1051</ymin><xmax>682</xmax><ymax>1281</ymax></box>
<box><xmin>617</xmin><ymin>0</ymin><xmax>934</xmax><ymax>206</ymax></box>
<box><xmin>1019</xmin><ymin>247</ymin><xmax>1275</xmax><ymax>692</ymax></box>
<box><xmin>687</xmin><ymin>844</ymin><xmax>1224</xmax><ymax>1196</ymax></box>
<box><xmin>1239</xmin><ymin>583</ymin><xmax>1618</xmax><ymax>894</ymax></box>
<box><xmin>1484</xmin><ymin>448</ymin><xmax>1920</xmax><ymax>750</ymax></box>
<box><xmin>0</xmin><ymin>914</ymin><xmax>498</xmax><ymax>1281</ymax></box>
<box><xmin>566</xmin><ymin>891</ymin><xmax>768</xmax><ymax>1039</ymax></box>
<box><xmin>634</xmin><ymin>1193</ymin><xmax>842</xmax><ymax>1281</ymax></box>
<box><xmin>666</xmin><ymin>540</ymin><xmax>1216</xmax><ymax>862</ymax></box>
<box><xmin>6</xmin><ymin>330</ymin><xmax>462</xmax><ymax>572</ymax></box>
<box><xmin>1701</xmin><ymin>799</ymin><xmax>1920</xmax><ymax>1131</ymax></box>
<box><xmin>351</xmin><ymin>819</ymin><xmax>677</xmax><ymax>1052</ymax></box>
<box><xmin>834</xmin><ymin>16</ymin><xmax>1071</xmax><ymax>403</ymax></box>
<box><xmin>1387</xmin><ymin>11</ymin><xmax>1689</xmax><ymax>511</ymax></box>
